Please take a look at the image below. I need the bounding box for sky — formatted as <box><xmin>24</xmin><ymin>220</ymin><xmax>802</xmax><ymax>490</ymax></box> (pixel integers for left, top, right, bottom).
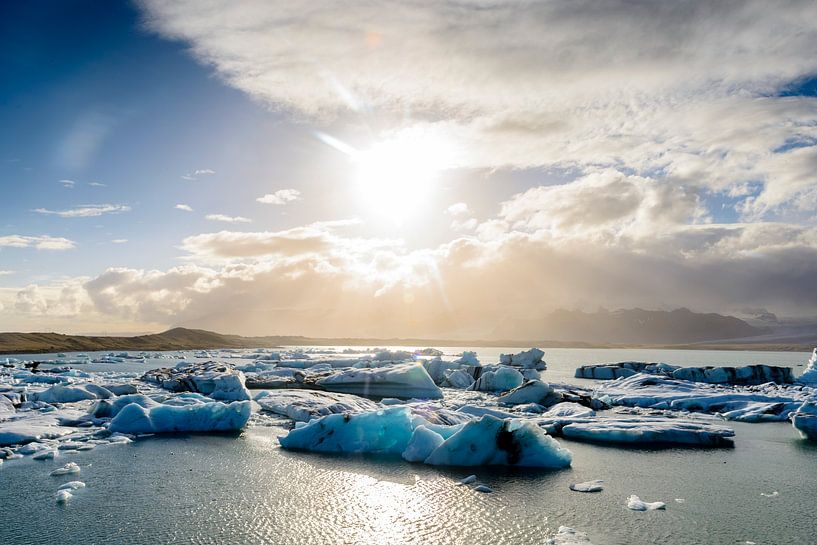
<box><xmin>2</xmin><ymin>0</ymin><xmax>817</xmax><ymax>338</ymax></box>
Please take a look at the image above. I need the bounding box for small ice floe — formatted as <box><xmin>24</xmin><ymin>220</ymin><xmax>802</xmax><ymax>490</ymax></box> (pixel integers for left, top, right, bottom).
<box><xmin>58</xmin><ymin>481</ymin><xmax>85</xmax><ymax>491</ymax></box>
<box><xmin>546</xmin><ymin>526</ymin><xmax>594</xmax><ymax>545</ymax></box>
<box><xmin>55</xmin><ymin>490</ymin><xmax>73</xmax><ymax>503</ymax></box>
<box><xmin>674</xmin><ymin>498</ymin><xmax>685</xmax><ymax>503</ymax></box>
<box><xmin>457</xmin><ymin>475</ymin><xmax>477</xmax><ymax>486</ymax></box>
<box><xmin>760</xmin><ymin>490</ymin><xmax>779</xmax><ymax>498</ymax></box>
<box><xmin>32</xmin><ymin>449</ymin><xmax>57</xmax><ymax>461</ymax></box>
<box><xmin>474</xmin><ymin>484</ymin><xmax>493</xmax><ymax>493</ymax></box>
<box><xmin>50</xmin><ymin>462</ymin><xmax>80</xmax><ymax>476</ymax></box>
<box><xmin>569</xmin><ymin>480</ymin><xmax>604</xmax><ymax>493</ymax></box>
<box><xmin>626</xmin><ymin>495</ymin><xmax>666</xmax><ymax>511</ymax></box>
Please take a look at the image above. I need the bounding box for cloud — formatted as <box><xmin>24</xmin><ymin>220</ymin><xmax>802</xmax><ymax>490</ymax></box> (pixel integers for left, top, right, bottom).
<box><xmin>446</xmin><ymin>202</ymin><xmax>477</xmax><ymax>232</ymax></box>
<box><xmin>0</xmin><ymin>270</ymin><xmax>14</xmax><ymax>276</ymax></box>
<box><xmin>256</xmin><ymin>188</ymin><xmax>301</xmax><ymax>205</ymax></box>
<box><xmin>33</xmin><ymin>204</ymin><xmax>131</xmax><ymax>218</ymax></box>
<box><xmin>181</xmin><ymin>168</ymin><xmax>215</xmax><ymax>181</ymax></box>
<box><xmin>175</xmin><ymin>203</ymin><xmax>194</xmax><ymax>212</ymax></box>
<box><xmin>139</xmin><ymin>0</ymin><xmax>817</xmax><ymax>220</ymax></box>
<box><xmin>111</xmin><ymin>239</ymin><xmax>128</xmax><ymax>244</ymax></box>
<box><xmin>88</xmin><ymin>181</ymin><xmax>106</xmax><ymax>187</ymax></box>
<box><xmin>205</xmin><ymin>213</ymin><xmax>251</xmax><ymax>223</ymax></box>
<box><xmin>0</xmin><ymin>235</ymin><xmax>76</xmax><ymax>251</ymax></box>
<box><xmin>59</xmin><ymin>179</ymin><xmax>75</xmax><ymax>189</ymax></box>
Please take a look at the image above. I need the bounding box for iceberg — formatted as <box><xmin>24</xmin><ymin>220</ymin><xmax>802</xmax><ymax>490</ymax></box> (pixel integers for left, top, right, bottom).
<box><xmin>108</xmin><ymin>399</ymin><xmax>252</xmax><ymax>434</ymax></box>
<box><xmin>401</xmin><ymin>425</ymin><xmax>445</xmax><ymax>462</ymax></box>
<box><xmin>500</xmin><ymin>348</ymin><xmax>546</xmax><ymax>370</ymax></box>
<box><xmin>796</xmin><ymin>349</ymin><xmax>817</xmax><ymax>385</ymax></box>
<box><xmin>424</xmin><ymin>415</ymin><xmax>572</xmax><ymax>468</ymax></box>
<box><xmin>255</xmin><ymin>389</ymin><xmax>378</xmax><ymax>422</ymax></box>
<box><xmin>58</xmin><ymin>481</ymin><xmax>85</xmax><ymax>491</ymax></box>
<box><xmin>626</xmin><ymin>495</ymin><xmax>666</xmax><ymax>511</ymax></box>
<box><xmin>50</xmin><ymin>462</ymin><xmax>80</xmax><ymax>476</ymax></box>
<box><xmin>445</xmin><ymin>369</ymin><xmax>475</xmax><ymax>389</ymax></box>
<box><xmin>569</xmin><ymin>480</ymin><xmax>604</xmax><ymax>492</ymax></box>
<box><xmin>141</xmin><ymin>362</ymin><xmax>251</xmax><ymax>401</ymax></box>
<box><xmin>577</xmin><ymin>362</ymin><xmax>792</xmax><ymax>385</ymax></box>
<box><xmin>594</xmin><ymin>373</ymin><xmax>810</xmax><ymax>422</ymax></box>
<box><xmin>498</xmin><ymin>380</ymin><xmax>561</xmax><ymax>407</ymax></box>
<box><xmin>547</xmin><ymin>526</ymin><xmax>594</xmax><ymax>545</ymax></box>
<box><xmin>55</xmin><ymin>490</ymin><xmax>73</xmax><ymax>503</ymax></box>
<box><xmin>315</xmin><ymin>362</ymin><xmax>443</xmax><ymax>399</ymax></box>
<box><xmin>89</xmin><ymin>394</ymin><xmax>159</xmax><ymax>419</ymax></box>
<box><xmin>279</xmin><ymin>408</ymin><xmax>572</xmax><ymax>468</ymax></box>
<box><xmin>791</xmin><ymin>400</ymin><xmax>817</xmax><ymax>441</ymax></box>
<box><xmin>561</xmin><ymin>418</ymin><xmax>734</xmax><ymax>447</ymax></box>
<box><xmin>472</xmin><ymin>366</ymin><xmax>524</xmax><ymax>392</ymax></box>
<box><xmin>279</xmin><ymin>406</ymin><xmax>419</xmax><ymax>455</ymax></box>
<box><xmin>35</xmin><ymin>384</ymin><xmax>112</xmax><ymax>404</ymax></box>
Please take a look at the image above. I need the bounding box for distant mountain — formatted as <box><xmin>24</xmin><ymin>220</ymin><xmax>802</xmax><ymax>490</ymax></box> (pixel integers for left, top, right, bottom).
<box><xmin>0</xmin><ymin>310</ymin><xmax>783</xmax><ymax>355</ymax></box>
<box><xmin>491</xmin><ymin>308</ymin><xmax>765</xmax><ymax>345</ymax></box>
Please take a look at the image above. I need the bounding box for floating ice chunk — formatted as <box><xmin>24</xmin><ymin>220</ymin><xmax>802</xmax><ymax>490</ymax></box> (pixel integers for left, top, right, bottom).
<box><xmin>675</xmin><ymin>498</ymin><xmax>685</xmax><ymax>503</ymax></box>
<box><xmin>90</xmin><ymin>394</ymin><xmax>159</xmax><ymax>418</ymax></box>
<box><xmin>561</xmin><ymin>418</ymin><xmax>734</xmax><ymax>447</ymax></box>
<box><xmin>55</xmin><ymin>490</ymin><xmax>73</xmax><ymax>503</ymax></box>
<box><xmin>372</xmin><ymin>350</ymin><xmax>414</xmax><ymax>362</ymax></box>
<box><xmin>760</xmin><ymin>491</ymin><xmax>779</xmax><ymax>498</ymax></box>
<box><xmin>472</xmin><ymin>366</ymin><xmax>524</xmax><ymax>392</ymax></box>
<box><xmin>444</xmin><ymin>369</ymin><xmax>475</xmax><ymax>389</ymax></box>
<box><xmin>424</xmin><ymin>415</ymin><xmax>572</xmax><ymax>468</ymax></box>
<box><xmin>542</xmin><ymin>402</ymin><xmax>596</xmax><ymax>419</ymax></box>
<box><xmin>50</xmin><ymin>462</ymin><xmax>80</xmax><ymax>476</ymax></box>
<box><xmin>454</xmin><ymin>351</ymin><xmax>480</xmax><ymax>366</ymax></box>
<box><xmin>498</xmin><ymin>380</ymin><xmax>560</xmax><ymax>406</ymax></box>
<box><xmin>32</xmin><ymin>449</ymin><xmax>57</xmax><ymax>460</ymax></box>
<box><xmin>570</xmin><ymin>480</ymin><xmax>604</xmax><ymax>493</ymax></box>
<box><xmin>279</xmin><ymin>406</ymin><xmax>418</xmax><ymax>455</ymax></box>
<box><xmin>626</xmin><ymin>495</ymin><xmax>666</xmax><ymax>511</ymax></box>
<box><xmin>402</xmin><ymin>425</ymin><xmax>445</xmax><ymax>462</ymax></box>
<box><xmin>474</xmin><ymin>484</ymin><xmax>493</xmax><ymax>493</ymax></box>
<box><xmin>457</xmin><ymin>474</ymin><xmax>477</xmax><ymax>486</ymax></box>
<box><xmin>141</xmin><ymin>362</ymin><xmax>251</xmax><ymax>401</ymax></box>
<box><xmin>256</xmin><ymin>389</ymin><xmax>378</xmax><ymax>422</ymax></box>
<box><xmin>796</xmin><ymin>349</ymin><xmax>817</xmax><ymax>385</ymax></box>
<box><xmin>35</xmin><ymin>384</ymin><xmax>112</xmax><ymax>404</ymax></box>
<box><xmin>547</xmin><ymin>526</ymin><xmax>594</xmax><ymax>545</ymax></box>
<box><xmin>500</xmin><ymin>348</ymin><xmax>546</xmax><ymax>370</ymax></box>
<box><xmin>58</xmin><ymin>481</ymin><xmax>85</xmax><ymax>491</ymax></box>
<box><xmin>108</xmin><ymin>400</ymin><xmax>252</xmax><ymax>434</ymax></box>
<box><xmin>790</xmin><ymin>400</ymin><xmax>817</xmax><ymax>441</ymax></box>
<box><xmin>316</xmin><ymin>362</ymin><xmax>443</xmax><ymax>399</ymax></box>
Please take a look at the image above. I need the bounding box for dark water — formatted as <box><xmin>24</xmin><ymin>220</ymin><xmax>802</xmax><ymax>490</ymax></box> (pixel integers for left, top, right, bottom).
<box><xmin>2</xmin><ymin>347</ymin><xmax>815</xmax><ymax>544</ymax></box>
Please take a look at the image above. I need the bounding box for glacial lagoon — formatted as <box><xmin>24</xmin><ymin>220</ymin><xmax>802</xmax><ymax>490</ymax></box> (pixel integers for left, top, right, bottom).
<box><xmin>1</xmin><ymin>347</ymin><xmax>816</xmax><ymax>545</ymax></box>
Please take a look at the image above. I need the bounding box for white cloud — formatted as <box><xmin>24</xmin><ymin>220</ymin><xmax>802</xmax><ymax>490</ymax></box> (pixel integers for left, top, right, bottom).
<box><xmin>0</xmin><ymin>235</ymin><xmax>76</xmax><ymax>251</ymax></box>
<box><xmin>256</xmin><ymin>188</ymin><xmax>301</xmax><ymax>205</ymax></box>
<box><xmin>88</xmin><ymin>181</ymin><xmax>106</xmax><ymax>187</ymax></box>
<box><xmin>446</xmin><ymin>202</ymin><xmax>477</xmax><ymax>232</ymax></box>
<box><xmin>0</xmin><ymin>270</ymin><xmax>14</xmax><ymax>276</ymax></box>
<box><xmin>59</xmin><ymin>179</ymin><xmax>75</xmax><ymax>188</ymax></box>
<box><xmin>139</xmin><ymin>0</ymin><xmax>817</xmax><ymax>220</ymax></box>
<box><xmin>205</xmin><ymin>213</ymin><xmax>251</xmax><ymax>224</ymax></box>
<box><xmin>175</xmin><ymin>203</ymin><xmax>194</xmax><ymax>212</ymax></box>
<box><xmin>111</xmin><ymin>239</ymin><xmax>128</xmax><ymax>244</ymax></box>
<box><xmin>181</xmin><ymin>168</ymin><xmax>215</xmax><ymax>181</ymax></box>
<box><xmin>33</xmin><ymin>204</ymin><xmax>131</xmax><ymax>218</ymax></box>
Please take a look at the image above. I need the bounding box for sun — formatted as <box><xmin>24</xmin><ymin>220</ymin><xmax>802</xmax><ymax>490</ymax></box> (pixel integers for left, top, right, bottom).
<box><xmin>351</xmin><ymin>129</ymin><xmax>454</xmax><ymax>223</ymax></box>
